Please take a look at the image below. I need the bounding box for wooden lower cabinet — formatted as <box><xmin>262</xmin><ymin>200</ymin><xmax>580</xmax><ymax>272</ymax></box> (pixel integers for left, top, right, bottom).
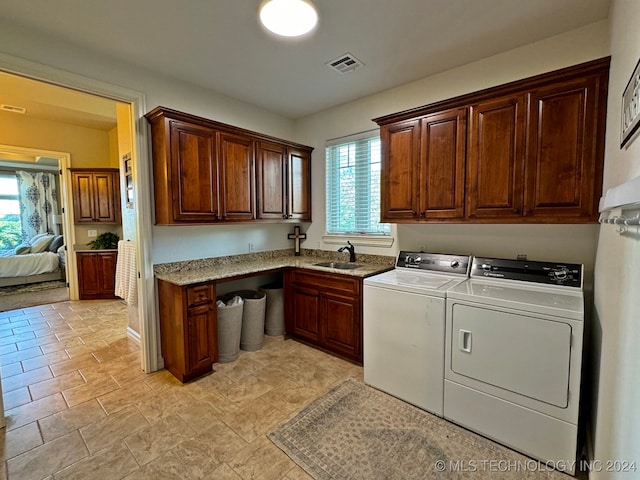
<box><xmin>157</xmin><ymin>280</ymin><xmax>218</xmax><ymax>382</ymax></box>
<box><xmin>77</xmin><ymin>251</ymin><xmax>117</xmax><ymax>300</ymax></box>
<box><xmin>285</xmin><ymin>270</ymin><xmax>362</xmax><ymax>363</ymax></box>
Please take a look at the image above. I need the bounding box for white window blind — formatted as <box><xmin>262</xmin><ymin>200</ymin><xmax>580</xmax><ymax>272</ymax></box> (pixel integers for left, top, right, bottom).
<box><xmin>326</xmin><ymin>132</ymin><xmax>390</xmax><ymax>235</ymax></box>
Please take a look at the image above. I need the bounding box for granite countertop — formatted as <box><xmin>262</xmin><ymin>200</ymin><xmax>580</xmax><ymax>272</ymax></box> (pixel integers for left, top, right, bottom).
<box><xmin>154</xmin><ymin>249</ymin><xmax>396</xmax><ymax>286</ymax></box>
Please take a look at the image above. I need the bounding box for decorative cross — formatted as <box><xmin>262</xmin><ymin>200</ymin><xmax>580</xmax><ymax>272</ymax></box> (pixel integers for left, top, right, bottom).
<box><xmin>288</xmin><ymin>226</ymin><xmax>307</xmax><ymax>256</ymax></box>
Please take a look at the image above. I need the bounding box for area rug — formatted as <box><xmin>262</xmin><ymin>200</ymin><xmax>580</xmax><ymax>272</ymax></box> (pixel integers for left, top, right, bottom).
<box><xmin>0</xmin><ymin>281</ymin><xmax>69</xmax><ymax>312</ymax></box>
<box><xmin>269</xmin><ymin>379</ymin><xmax>570</xmax><ymax>480</ymax></box>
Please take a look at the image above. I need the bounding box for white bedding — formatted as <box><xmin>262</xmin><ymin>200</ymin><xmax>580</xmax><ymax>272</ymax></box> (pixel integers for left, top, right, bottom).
<box><xmin>0</xmin><ymin>251</ymin><xmax>61</xmax><ymax>278</ymax></box>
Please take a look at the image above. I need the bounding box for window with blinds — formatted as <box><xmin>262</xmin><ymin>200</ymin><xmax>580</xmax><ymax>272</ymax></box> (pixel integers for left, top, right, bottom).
<box><xmin>325</xmin><ymin>132</ymin><xmax>390</xmax><ymax>235</ymax></box>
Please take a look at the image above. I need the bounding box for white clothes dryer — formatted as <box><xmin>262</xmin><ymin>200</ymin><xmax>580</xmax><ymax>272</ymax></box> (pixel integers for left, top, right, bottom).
<box><xmin>444</xmin><ymin>256</ymin><xmax>584</xmax><ymax>474</ymax></box>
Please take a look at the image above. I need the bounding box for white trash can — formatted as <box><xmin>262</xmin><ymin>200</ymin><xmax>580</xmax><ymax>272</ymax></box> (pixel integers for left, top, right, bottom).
<box><xmin>216</xmin><ymin>296</ymin><xmax>243</xmax><ymax>363</ymax></box>
<box><xmin>260</xmin><ymin>282</ymin><xmax>284</xmax><ymax>336</ymax></box>
<box><xmin>224</xmin><ymin>290</ymin><xmax>266</xmax><ymax>352</ymax></box>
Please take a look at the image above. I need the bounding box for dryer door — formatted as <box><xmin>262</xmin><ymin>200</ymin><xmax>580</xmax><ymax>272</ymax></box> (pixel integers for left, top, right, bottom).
<box><xmin>450</xmin><ymin>303</ymin><xmax>571</xmax><ymax>408</ymax></box>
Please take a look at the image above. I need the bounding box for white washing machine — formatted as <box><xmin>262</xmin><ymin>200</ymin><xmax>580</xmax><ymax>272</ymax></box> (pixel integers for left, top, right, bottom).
<box><xmin>364</xmin><ymin>251</ymin><xmax>471</xmax><ymax>416</ymax></box>
<box><xmin>444</xmin><ymin>256</ymin><xmax>584</xmax><ymax>474</ymax></box>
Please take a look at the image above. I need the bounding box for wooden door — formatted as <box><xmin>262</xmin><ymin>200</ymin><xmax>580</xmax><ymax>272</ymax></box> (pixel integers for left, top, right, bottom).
<box><xmin>287</xmin><ymin>148</ymin><xmax>312</xmax><ymax>221</ymax></box>
<box><xmin>187</xmin><ymin>303</ymin><xmax>217</xmax><ymax>373</ymax></box>
<box><xmin>219</xmin><ymin>133</ymin><xmax>255</xmax><ymax>221</ymax></box>
<box><xmin>97</xmin><ymin>252</ymin><xmax>117</xmax><ymax>297</ymax></box>
<box><xmin>322</xmin><ymin>291</ymin><xmax>360</xmax><ymax>361</ymax></box>
<box><xmin>380</xmin><ymin>119</ymin><xmax>421</xmax><ymax>221</ymax></box>
<box><xmin>256</xmin><ymin>141</ymin><xmax>287</xmax><ymax>220</ymax></box>
<box><xmin>290</xmin><ymin>284</ymin><xmax>321</xmax><ymax>343</ymax></box>
<box><xmin>71</xmin><ymin>172</ymin><xmax>95</xmax><ymax>223</ymax></box>
<box><xmin>93</xmin><ymin>172</ymin><xmax>120</xmax><ymax>223</ymax></box>
<box><xmin>77</xmin><ymin>253</ymin><xmax>99</xmax><ymax>299</ymax></box>
<box><xmin>419</xmin><ymin>108</ymin><xmax>467</xmax><ymax>219</ymax></box>
<box><xmin>466</xmin><ymin>95</ymin><xmax>526</xmax><ymax>219</ymax></box>
<box><xmin>525</xmin><ymin>76</ymin><xmax>601</xmax><ymax>220</ymax></box>
<box><xmin>170</xmin><ymin>121</ymin><xmax>219</xmax><ymax>222</ymax></box>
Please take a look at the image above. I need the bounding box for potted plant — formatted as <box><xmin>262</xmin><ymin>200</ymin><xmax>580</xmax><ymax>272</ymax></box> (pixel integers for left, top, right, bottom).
<box><xmin>88</xmin><ymin>232</ymin><xmax>120</xmax><ymax>250</ymax></box>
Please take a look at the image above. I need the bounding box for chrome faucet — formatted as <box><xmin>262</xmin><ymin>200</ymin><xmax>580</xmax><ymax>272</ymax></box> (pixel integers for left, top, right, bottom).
<box><xmin>338</xmin><ymin>241</ymin><xmax>356</xmax><ymax>262</ymax></box>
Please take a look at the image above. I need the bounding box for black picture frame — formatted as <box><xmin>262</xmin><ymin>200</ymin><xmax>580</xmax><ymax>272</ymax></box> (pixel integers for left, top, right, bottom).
<box><xmin>123</xmin><ymin>153</ymin><xmax>134</xmax><ymax>208</ymax></box>
<box><xmin>621</xmin><ymin>57</ymin><xmax>640</xmax><ymax>148</ymax></box>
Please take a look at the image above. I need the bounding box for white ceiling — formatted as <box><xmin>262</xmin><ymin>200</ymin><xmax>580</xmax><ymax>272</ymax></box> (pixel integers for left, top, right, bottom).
<box><xmin>0</xmin><ymin>0</ymin><xmax>611</xmax><ymax>121</ymax></box>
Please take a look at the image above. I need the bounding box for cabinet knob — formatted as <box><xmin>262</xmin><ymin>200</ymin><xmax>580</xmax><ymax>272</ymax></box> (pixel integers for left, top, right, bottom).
<box><xmin>283</xmin><ymin>214</ymin><xmax>288</xmax><ymax>218</ymax></box>
<box><xmin>412</xmin><ymin>210</ymin><xmax>417</xmax><ymax>216</ymax></box>
<box><xmin>513</xmin><ymin>208</ymin><xmax>520</xmax><ymax>214</ymax></box>
<box><xmin>523</xmin><ymin>208</ymin><xmax>531</xmax><ymax>216</ymax></box>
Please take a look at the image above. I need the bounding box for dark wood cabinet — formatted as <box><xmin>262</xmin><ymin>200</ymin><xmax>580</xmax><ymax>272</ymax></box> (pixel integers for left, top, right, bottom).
<box><xmin>157</xmin><ymin>280</ymin><xmax>218</xmax><ymax>382</ymax></box>
<box><xmin>375</xmin><ymin>57</ymin><xmax>609</xmax><ymax>224</ymax></box>
<box><xmin>285</xmin><ymin>270</ymin><xmax>361</xmax><ymax>363</ymax></box>
<box><xmin>70</xmin><ymin>169</ymin><xmax>121</xmax><ymax>224</ymax></box>
<box><xmin>145</xmin><ymin>107</ymin><xmax>313</xmax><ymax>225</ymax></box>
<box><xmin>525</xmin><ymin>76</ymin><xmax>603</xmax><ymax>220</ymax></box>
<box><xmin>466</xmin><ymin>94</ymin><xmax>527</xmax><ymax>219</ymax></box>
<box><xmin>419</xmin><ymin>108</ymin><xmax>467</xmax><ymax>219</ymax></box>
<box><xmin>77</xmin><ymin>251</ymin><xmax>117</xmax><ymax>300</ymax></box>
<box><xmin>219</xmin><ymin>133</ymin><xmax>255</xmax><ymax>221</ymax></box>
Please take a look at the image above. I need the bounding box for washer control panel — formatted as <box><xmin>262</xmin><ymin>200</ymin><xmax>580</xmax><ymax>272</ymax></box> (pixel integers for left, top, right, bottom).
<box><xmin>471</xmin><ymin>257</ymin><xmax>583</xmax><ymax>288</ymax></box>
<box><xmin>396</xmin><ymin>251</ymin><xmax>472</xmax><ymax>276</ymax></box>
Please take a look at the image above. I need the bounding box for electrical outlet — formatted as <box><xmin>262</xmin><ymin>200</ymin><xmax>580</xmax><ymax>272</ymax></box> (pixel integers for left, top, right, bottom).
<box><xmin>88</xmin><ymin>230</ymin><xmax>98</xmax><ymax>238</ymax></box>
<box><xmin>517</xmin><ymin>253</ymin><xmax>527</xmax><ymax>260</ymax></box>
<box><xmin>248</xmin><ymin>242</ymin><xmax>255</xmax><ymax>252</ymax></box>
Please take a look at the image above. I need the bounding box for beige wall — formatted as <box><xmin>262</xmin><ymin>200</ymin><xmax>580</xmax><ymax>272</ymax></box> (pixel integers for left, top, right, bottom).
<box><xmin>294</xmin><ymin>20</ymin><xmax>609</xmax><ymax>278</ymax></box>
<box><xmin>591</xmin><ymin>1</ymin><xmax>640</xmax><ymax>477</ymax></box>
<box><xmin>0</xmin><ymin>110</ymin><xmax>122</xmax><ymax>245</ymax></box>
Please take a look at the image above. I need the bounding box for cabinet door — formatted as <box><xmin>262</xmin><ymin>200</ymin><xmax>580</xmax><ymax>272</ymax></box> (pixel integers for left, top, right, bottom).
<box><xmin>187</xmin><ymin>303</ymin><xmax>217</xmax><ymax>374</ymax></box>
<box><xmin>420</xmin><ymin>108</ymin><xmax>466</xmax><ymax>219</ymax></box>
<box><xmin>287</xmin><ymin>148</ymin><xmax>312</xmax><ymax>221</ymax></box>
<box><xmin>170</xmin><ymin>121</ymin><xmax>219</xmax><ymax>222</ymax></box>
<box><xmin>219</xmin><ymin>133</ymin><xmax>255</xmax><ymax>221</ymax></box>
<box><xmin>525</xmin><ymin>76</ymin><xmax>601</xmax><ymax>220</ymax></box>
<box><xmin>97</xmin><ymin>252</ymin><xmax>117</xmax><ymax>296</ymax></box>
<box><xmin>77</xmin><ymin>253</ymin><xmax>99</xmax><ymax>299</ymax></box>
<box><xmin>290</xmin><ymin>284</ymin><xmax>321</xmax><ymax>343</ymax></box>
<box><xmin>380</xmin><ymin>119</ymin><xmax>421</xmax><ymax>221</ymax></box>
<box><xmin>322</xmin><ymin>291</ymin><xmax>360</xmax><ymax>361</ymax></box>
<box><xmin>256</xmin><ymin>141</ymin><xmax>287</xmax><ymax>220</ymax></box>
<box><xmin>466</xmin><ymin>95</ymin><xmax>526</xmax><ymax>219</ymax></box>
<box><xmin>94</xmin><ymin>172</ymin><xmax>121</xmax><ymax>223</ymax></box>
<box><xmin>71</xmin><ymin>172</ymin><xmax>96</xmax><ymax>224</ymax></box>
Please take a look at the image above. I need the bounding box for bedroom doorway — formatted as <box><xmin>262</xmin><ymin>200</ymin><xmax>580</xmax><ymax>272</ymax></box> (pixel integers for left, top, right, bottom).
<box><xmin>0</xmin><ymin>145</ymin><xmax>74</xmax><ymax>311</ymax></box>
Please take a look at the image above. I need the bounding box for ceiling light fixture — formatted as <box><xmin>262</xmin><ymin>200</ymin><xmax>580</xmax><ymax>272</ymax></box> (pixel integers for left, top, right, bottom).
<box><xmin>259</xmin><ymin>0</ymin><xmax>318</xmax><ymax>37</ymax></box>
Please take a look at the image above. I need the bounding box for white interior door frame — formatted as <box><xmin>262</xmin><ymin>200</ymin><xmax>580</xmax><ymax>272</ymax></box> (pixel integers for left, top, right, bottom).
<box><xmin>0</xmin><ymin>52</ymin><xmax>159</xmax><ymax>374</ymax></box>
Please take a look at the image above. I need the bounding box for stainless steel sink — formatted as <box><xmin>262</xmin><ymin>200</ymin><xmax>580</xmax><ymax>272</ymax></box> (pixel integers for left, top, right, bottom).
<box><xmin>313</xmin><ymin>261</ymin><xmax>361</xmax><ymax>270</ymax></box>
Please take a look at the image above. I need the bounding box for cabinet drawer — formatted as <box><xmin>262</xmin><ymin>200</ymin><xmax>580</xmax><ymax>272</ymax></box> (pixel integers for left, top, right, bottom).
<box><xmin>292</xmin><ymin>270</ymin><xmax>360</xmax><ymax>295</ymax></box>
<box><xmin>187</xmin><ymin>284</ymin><xmax>214</xmax><ymax>307</ymax></box>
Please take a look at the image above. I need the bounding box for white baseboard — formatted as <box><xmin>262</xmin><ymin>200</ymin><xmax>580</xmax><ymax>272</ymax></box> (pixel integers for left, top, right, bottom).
<box><xmin>127</xmin><ymin>326</ymin><xmax>141</xmax><ymax>344</ymax></box>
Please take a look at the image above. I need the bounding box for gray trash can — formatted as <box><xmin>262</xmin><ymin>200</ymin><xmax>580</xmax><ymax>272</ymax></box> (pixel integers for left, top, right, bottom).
<box><xmin>260</xmin><ymin>282</ymin><xmax>284</xmax><ymax>336</ymax></box>
<box><xmin>222</xmin><ymin>290</ymin><xmax>266</xmax><ymax>352</ymax></box>
<box><xmin>216</xmin><ymin>296</ymin><xmax>243</xmax><ymax>363</ymax></box>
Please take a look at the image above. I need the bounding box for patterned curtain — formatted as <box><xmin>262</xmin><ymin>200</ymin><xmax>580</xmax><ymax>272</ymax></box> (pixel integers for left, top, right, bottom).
<box><xmin>15</xmin><ymin>171</ymin><xmax>61</xmax><ymax>241</ymax></box>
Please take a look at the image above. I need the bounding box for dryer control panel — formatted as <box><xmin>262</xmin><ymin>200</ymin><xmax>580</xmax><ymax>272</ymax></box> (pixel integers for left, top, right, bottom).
<box><xmin>471</xmin><ymin>257</ymin><xmax>583</xmax><ymax>288</ymax></box>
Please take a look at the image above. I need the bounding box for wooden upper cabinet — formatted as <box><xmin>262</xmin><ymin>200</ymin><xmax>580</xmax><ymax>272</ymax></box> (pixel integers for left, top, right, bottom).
<box><xmin>525</xmin><ymin>75</ymin><xmax>603</xmax><ymax>220</ymax></box>
<box><xmin>287</xmin><ymin>147</ymin><xmax>312</xmax><ymax>221</ymax></box>
<box><xmin>256</xmin><ymin>141</ymin><xmax>287</xmax><ymax>220</ymax></box>
<box><xmin>380</xmin><ymin>118</ymin><xmax>421</xmax><ymax>221</ymax></box>
<box><xmin>466</xmin><ymin>95</ymin><xmax>526</xmax><ymax>219</ymax></box>
<box><xmin>374</xmin><ymin>57</ymin><xmax>609</xmax><ymax>224</ymax></box>
<box><xmin>170</xmin><ymin>121</ymin><xmax>219</xmax><ymax>222</ymax></box>
<box><xmin>219</xmin><ymin>133</ymin><xmax>255</xmax><ymax>221</ymax></box>
<box><xmin>420</xmin><ymin>108</ymin><xmax>466</xmax><ymax>219</ymax></box>
<box><xmin>70</xmin><ymin>169</ymin><xmax>121</xmax><ymax>224</ymax></box>
<box><xmin>145</xmin><ymin>107</ymin><xmax>313</xmax><ymax>225</ymax></box>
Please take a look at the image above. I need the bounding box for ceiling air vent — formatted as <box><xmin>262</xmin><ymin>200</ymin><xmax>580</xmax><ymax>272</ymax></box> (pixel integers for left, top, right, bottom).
<box><xmin>326</xmin><ymin>53</ymin><xmax>364</xmax><ymax>74</ymax></box>
<box><xmin>1</xmin><ymin>104</ymin><xmax>27</xmax><ymax>114</ymax></box>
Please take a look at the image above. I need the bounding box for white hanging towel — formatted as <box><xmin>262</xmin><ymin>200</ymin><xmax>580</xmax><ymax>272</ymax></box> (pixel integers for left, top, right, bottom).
<box><xmin>115</xmin><ymin>240</ymin><xmax>137</xmax><ymax>306</ymax></box>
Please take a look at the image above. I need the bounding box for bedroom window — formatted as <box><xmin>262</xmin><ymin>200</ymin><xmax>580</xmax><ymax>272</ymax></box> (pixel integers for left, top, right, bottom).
<box><xmin>0</xmin><ymin>173</ymin><xmax>21</xmax><ymax>250</ymax></box>
<box><xmin>325</xmin><ymin>132</ymin><xmax>390</xmax><ymax>235</ymax></box>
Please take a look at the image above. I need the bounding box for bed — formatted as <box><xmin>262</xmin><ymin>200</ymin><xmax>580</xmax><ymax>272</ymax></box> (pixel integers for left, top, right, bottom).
<box><xmin>0</xmin><ymin>234</ymin><xmax>66</xmax><ymax>288</ymax></box>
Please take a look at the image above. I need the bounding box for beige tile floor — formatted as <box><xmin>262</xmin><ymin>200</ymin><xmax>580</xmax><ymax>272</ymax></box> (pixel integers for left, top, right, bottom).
<box><xmin>0</xmin><ymin>299</ymin><xmax>363</xmax><ymax>480</ymax></box>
